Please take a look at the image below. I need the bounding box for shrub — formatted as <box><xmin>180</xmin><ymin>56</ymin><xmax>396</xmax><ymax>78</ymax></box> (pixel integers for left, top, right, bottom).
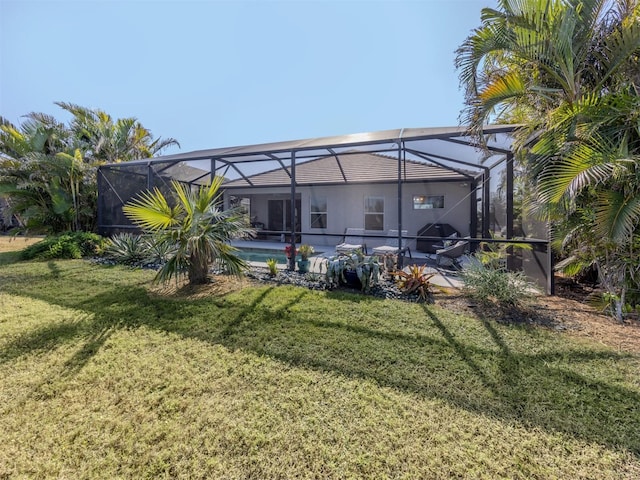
<box><xmin>20</xmin><ymin>232</ymin><xmax>106</xmax><ymax>260</ymax></box>
<box><xmin>460</xmin><ymin>256</ymin><xmax>536</xmax><ymax>308</ymax></box>
<box><xmin>392</xmin><ymin>264</ymin><xmax>435</xmax><ymax>302</ymax></box>
<box><xmin>298</xmin><ymin>244</ymin><xmax>314</xmax><ymax>260</ymax></box>
<box><xmin>324</xmin><ymin>250</ymin><xmax>380</xmax><ymax>291</ymax></box>
<box><xmin>266</xmin><ymin>258</ymin><xmax>278</xmax><ymax>276</ymax></box>
<box><xmin>105</xmin><ymin>233</ymin><xmax>151</xmax><ymax>265</ymax></box>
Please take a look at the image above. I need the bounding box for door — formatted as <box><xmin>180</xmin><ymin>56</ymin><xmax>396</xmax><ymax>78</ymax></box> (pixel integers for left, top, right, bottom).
<box><xmin>268</xmin><ymin>198</ymin><xmax>301</xmax><ymax>240</ymax></box>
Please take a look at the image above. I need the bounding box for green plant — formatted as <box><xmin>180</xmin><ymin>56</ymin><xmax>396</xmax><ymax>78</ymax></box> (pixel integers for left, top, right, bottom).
<box><xmin>104</xmin><ymin>233</ymin><xmax>176</xmax><ymax>267</ymax></box>
<box><xmin>123</xmin><ymin>176</ymin><xmax>254</xmax><ymax>285</ymax></box>
<box><xmin>0</xmin><ymin>103</ymin><xmax>178</xmax><ymax>234</ymax></box>
<box><xmin>266</xmin><ymin>257</ymin><xmax>278</xmax><ymax>276</ymax></box>
<box><xmin>460</xmin><ymin>256</ymin><xmax>536</xmax><ymax>308</ymax></box>
<box><xmin>19</xmin><ymin>231</ymin><xmax>105</xmax><ymax>260</ymax></box>
<box><xmin>325</xmin><ymin>249</ymin><xmax>380</xmax><ymax>292</ymax></box>
<box><xmin>1</xmin><ymin>259</ymin><xmax>639</xmax><ymax>478</ymax></box>
<box><xmin>392</xmin><ymin>264</ymin><xmax>435</xmax><ymax>302</ymax></box>
<box><xmin>475</xmin><ymin>237</ymin><xmax>532</xmax><ymax>270</ymax></box>
<box><xmin>298</xmin><ymin>244</ymin><xmax>314</xmax><ymax>260</ymax></box>
<box><xmin>105</xmin><ymin>233</ymin><xmax>150</xmax><ymax>265</ymax></box>
<box><xmin>456</xmin><ymin>0</ymin><xmax>640</xmax><ymax>323</ymax></box>
<box><xmin>144</xmin><ymin>237</ymin><xmax>176</xmax><ymax>265</ymax></box>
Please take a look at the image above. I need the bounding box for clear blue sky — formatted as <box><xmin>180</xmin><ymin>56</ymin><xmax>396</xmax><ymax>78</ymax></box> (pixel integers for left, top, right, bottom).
<box><xmin>1</xmin><ymin>0</ymin><xmax>496</xmax><ymax>155</ymax></box>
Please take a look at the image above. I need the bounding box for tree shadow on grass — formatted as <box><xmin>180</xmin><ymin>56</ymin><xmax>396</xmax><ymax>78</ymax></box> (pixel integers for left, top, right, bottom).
<box><xmin>3</xmin><ymin>275</ymin><xmax>640</xmax><ymax>456</ymax></box>
<box><xmin>0</xmin><ymin>319</ymin><xmax>89</xmax><ymax>365</ymax></box>
<box><xmin>0</xmin><ymin>251</ymin><xmax>20</xmax><ymax>266</ymax></box>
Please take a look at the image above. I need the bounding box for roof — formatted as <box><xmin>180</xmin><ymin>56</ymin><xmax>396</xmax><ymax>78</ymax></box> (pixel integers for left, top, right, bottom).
<box><xmin>109</xmin><ymin>125</ymin><xmax>517</xmax><ymax>166</ymax></box>
<box><xmin>223</xmin><ymin>151</ymin><xmax>473</xmax><ymax>188</ymax></box>
<box><xmin>99</xmin><ymin>125</ymin><xmax>518</xmax><ymax>185</ymax></box>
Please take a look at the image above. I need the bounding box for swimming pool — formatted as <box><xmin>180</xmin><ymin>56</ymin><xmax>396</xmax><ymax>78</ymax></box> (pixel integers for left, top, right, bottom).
<box><xmin>236</xmin><ymin>247</ymin><xmax>324</xmax><ymax>264</ymax></box>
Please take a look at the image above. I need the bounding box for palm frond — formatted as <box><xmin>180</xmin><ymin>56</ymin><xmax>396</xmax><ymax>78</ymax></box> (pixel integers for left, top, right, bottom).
<box><xmin>123</xmin><ymin>188</ymin><xmax>181</xmax><ymax>231</ymax></box>
<box><xmin>595</xmin><ymin>190</ymin><xmax>640</xmax><ymax>242</ymax></box>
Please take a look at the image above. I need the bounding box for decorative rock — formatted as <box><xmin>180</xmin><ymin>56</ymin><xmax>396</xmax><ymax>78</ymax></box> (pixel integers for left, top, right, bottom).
<box><xmin>90</xmin><ymin>257</ymin><xmax>432</xmax><ymax>303</ymax></box>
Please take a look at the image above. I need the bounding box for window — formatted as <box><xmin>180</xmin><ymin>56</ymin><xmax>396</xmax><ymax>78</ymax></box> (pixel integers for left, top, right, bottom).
<box><xmin>310</xmin><ymin>196</ymin><xmax>327</xmax><ymax>229</ymax></box>
<box><xmin>413</xmin><ymin>195</ymin><xmax>444</xmax><ymax>209</ymax></box>
<box><xmin>364</xmin><ymin>196</ymin><xmax>384</xmax><ymax>230</ymax></box>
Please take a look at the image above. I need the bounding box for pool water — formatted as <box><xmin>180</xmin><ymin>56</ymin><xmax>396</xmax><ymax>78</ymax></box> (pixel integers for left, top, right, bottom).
<box><xmin>236</xmin><ymin>247</ymin><xmax>323</xmax><ymax>264</ymax></box>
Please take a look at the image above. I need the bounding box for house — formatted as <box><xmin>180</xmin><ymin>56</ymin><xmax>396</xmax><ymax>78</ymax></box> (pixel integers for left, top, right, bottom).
<box><xmin>96</xmin><ymin>125</ymin><xmax>554</xmax><ymax>293</ymax></box>
<box><xmin>222</xmin><ymin>151</ymin><xmax>476</xmax><ymax>250</ymax></box>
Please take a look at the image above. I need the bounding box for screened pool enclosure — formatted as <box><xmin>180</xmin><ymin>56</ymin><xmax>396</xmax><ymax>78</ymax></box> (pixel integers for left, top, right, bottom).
<box><xmin>97</xmin><ymin>126</ymin><xmax>553</xmax><ymax>293</ymax></box>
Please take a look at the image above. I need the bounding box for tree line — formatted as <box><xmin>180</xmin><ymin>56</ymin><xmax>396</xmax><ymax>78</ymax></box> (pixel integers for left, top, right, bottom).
<box><xmin>0</xmin><ymin>102</ymin><xmax>178</xmax><ymax>232</ymax></box>
<box><xmin>456</xmin><ymin>0</ymin><xmax>640</xmax><ymax>321</ymax></box>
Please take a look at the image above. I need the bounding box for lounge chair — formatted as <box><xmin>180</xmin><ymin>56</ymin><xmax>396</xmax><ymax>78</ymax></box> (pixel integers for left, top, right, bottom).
<box><xmin>372</xmin><ymin>230</ymin><xmax>412</xmax><ymax>258</ymax></box>
<box><xmin>436</xmin><ymin>240</ymin><xmax>469</xmax><ymax>267</ymax></box>
<box><xmin>336</xmin><ymin>228</ymin><xmax>368</xmax><ymax>254</ymax></box>
<box><xmin>416</xmin><ymin>223</ymin><xmax>460</xmax><ymax>253</ymax></box>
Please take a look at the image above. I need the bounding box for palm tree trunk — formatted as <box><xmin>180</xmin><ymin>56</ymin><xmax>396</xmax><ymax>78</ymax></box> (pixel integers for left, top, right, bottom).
<box><xmin>188</xmin><ymin>252</ymin><xmax>210</xmax><ymax>284</ymax></box>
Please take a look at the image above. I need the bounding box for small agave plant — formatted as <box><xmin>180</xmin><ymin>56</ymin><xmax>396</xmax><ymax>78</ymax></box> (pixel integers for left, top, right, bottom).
<box><xmin>324</xmin><ymin>249</ymin><xmax>381</xmax><ymax>292</ymax></box>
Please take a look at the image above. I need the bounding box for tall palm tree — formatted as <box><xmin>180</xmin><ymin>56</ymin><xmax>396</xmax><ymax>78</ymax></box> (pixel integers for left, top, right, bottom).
<box><xmin>455</xmin><ymin>0</ymin><xmax>640</xmax><ymax>320</ymax></box>
<box><xmin>123</xmin><ymin>176</ymin><xmax>254</xmax><ymax>285</ymax></box>
<box><xmin>56</xmin><ymin>102</ymin><xmax>180</xmax><ymax>164</ymax></box>
<box><xmin>0</xmin><ymin>113</ymin><xmax>82</xmax><ymax>232</ymax></box>
<box><xmin>0</xmin><ymin>103</ymin><xmax>180</xmax><ymax>233</ymax></box>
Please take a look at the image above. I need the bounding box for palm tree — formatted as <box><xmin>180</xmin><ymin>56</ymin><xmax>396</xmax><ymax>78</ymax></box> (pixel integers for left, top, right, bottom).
<box><xmin>56</xmin><ymin>102</ymin><xmax>180</xmax><ymax>164</ymax></box>
<box><xmin>123</xmin><ymin>176</ymin><xmax>254</xmax><ymax>285</ymax></box>
<box><xmin>0</xmin><ymin>113</ymin><xmax>82</xmax><ymax>232</ymax></box>
<box><xmin>455</xmin><ymin>0</ymin><xmax>640</xmax><ymax>320</ymax></box>
<box><xmin>0</xmin><ymin>103</ymin><xmax>180</xmax><ymax>233</ymax></box>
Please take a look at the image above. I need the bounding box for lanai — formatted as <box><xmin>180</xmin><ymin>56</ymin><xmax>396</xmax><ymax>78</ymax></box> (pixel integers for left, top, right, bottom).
<box><xmin>97</xmin><ymin>125</ymin><xmax>553</xmax><ymax>293</ymax></box>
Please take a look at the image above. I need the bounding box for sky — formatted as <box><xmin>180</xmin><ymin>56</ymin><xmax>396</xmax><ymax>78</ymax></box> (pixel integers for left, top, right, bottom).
<box><xmin>1</xmin><ymin>0</ymin><xmax>497</xmax><ymax>156</ymax></box>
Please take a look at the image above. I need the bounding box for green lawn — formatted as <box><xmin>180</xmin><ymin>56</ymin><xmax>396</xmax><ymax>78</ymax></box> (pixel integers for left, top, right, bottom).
<box><xmin>1</xmin><ymin>255</ymin><xmax>639</xmax><ymax>479</ymax></box>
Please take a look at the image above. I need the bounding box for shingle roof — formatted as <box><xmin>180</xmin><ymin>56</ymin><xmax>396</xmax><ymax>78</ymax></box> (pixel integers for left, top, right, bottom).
<box><xmin>223</xmin><ymin>152</ymin><xmax>473</xmax><ymax>188</ymax></box>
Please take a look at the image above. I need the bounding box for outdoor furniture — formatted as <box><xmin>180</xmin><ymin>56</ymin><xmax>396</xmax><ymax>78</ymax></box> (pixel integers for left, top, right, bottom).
<box><xmin>372</xmin><ymin>230</ymin><xmax>412</xmax><ymax>258</ymax></box>
<box><xmin>250</xmin><ymin>221</ymin><xmax>266</xmax><ymax>239</ymax></box>
<box><xmin>436</xmin><ymin>240</ymin><xmax>469</xmax><ymax>267</ymax></box>
<box><xmin>336</xmin><ymin>228</ymin><xmax>368</xmax><ymax>254</ymax></box>
<box><xmin>416</xmin><ymin>223</ymin><xmax>460</xmax><ymax>253</ymax></box>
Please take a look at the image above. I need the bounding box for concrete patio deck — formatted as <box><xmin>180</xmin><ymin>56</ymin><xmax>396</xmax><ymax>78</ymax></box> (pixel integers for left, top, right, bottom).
<box><xmin>231</xmin><ymin>239</ymin><xmax>464</xmax><ymax>289</ymax></box>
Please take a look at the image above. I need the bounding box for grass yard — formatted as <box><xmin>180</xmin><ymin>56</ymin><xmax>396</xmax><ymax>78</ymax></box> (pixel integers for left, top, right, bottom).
<box><xmin>0</xmin><ymin>235</ymin><xmax>42</xmax><ymax>254</ymax></box>
<box><xmin>1</xmin><ymin>244</ymin><xmax>639</xmax><ymax>478</ymax></box>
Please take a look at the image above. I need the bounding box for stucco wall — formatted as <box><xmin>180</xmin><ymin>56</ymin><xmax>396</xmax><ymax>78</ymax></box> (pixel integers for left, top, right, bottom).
<box><xmin>225</xmin><ymin>181</ymin><xmax>472</xmax><ymax>248</ymax></box>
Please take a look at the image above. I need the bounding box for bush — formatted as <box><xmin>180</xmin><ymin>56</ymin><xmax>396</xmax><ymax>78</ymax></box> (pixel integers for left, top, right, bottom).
<box><xmin>266</xmin><ymin>258</ymin><xmax>278</xmax><ymax>276</ymax></box>
<box><xmin>104</xmin><ymin>233</ymin><xmax>151</xmax><ymax>265</ymax></box>
<box><xmin>104</xmin><ymin>233</ymin><xmax>176</xmax><ymax>267</ymax></box>
<box><xmin>460</xmin><ymin>257</ymin><xmax>536</xmax><ymax>308</ymax></box>
<box><xmin>392</xmin><ymin>264</ymin><xmax>435</xmax><ymax>303</ymax></box>
<box><xmin>20</xmin><ymin>232</ymin><xmax>106</xmax><ymax>260</ymax></box>
<box><xmin>324</xmin><ymin>250</ymin><xmax>381</xmax><ymax>291</ymax></box>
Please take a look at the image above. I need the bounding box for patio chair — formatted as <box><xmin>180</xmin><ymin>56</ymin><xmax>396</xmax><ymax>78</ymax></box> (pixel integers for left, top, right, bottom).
<box><xmin>435</xmin><ymin>240</ymin><xmax>469</xmax><ymax>267</ymax></box>
<box><xmin>336</xmin><ymin>228</ymin><xmax>368</xmax><ymax>255</ymax></box>
<box><xmin>371</xmin><ymin>230</ymin><xmax>412</xmax><ymax>258</ymax></box>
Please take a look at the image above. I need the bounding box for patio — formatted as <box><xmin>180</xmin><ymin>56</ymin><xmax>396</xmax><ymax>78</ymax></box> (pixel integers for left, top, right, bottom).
<box><xmin>231</xmin><ymin>239</ymin><xmax>464</xmax><ymax>289</ymax></box>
